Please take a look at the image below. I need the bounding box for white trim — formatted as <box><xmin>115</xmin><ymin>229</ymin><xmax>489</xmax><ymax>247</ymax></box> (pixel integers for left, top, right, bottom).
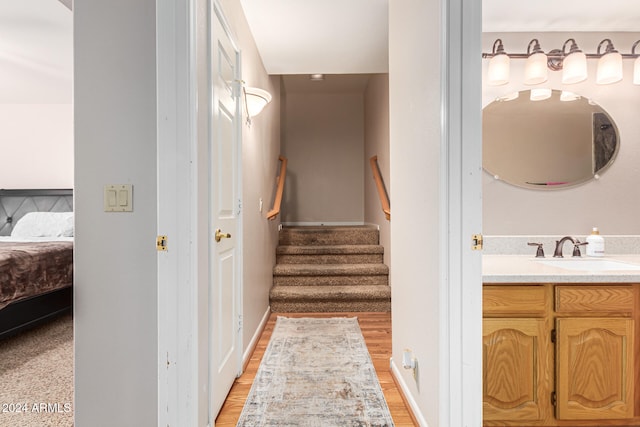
<box><xmin>390</xmin><ymin>358</ymin><xmax>429</xmax><ymax>427</ymax></box>
<box><xmin>242</xmin><ymin>306</ymin><xmax>271</xmax><ymax>366</ymax></box>
<box><xmin>157</xmin><ymin>0</ymin><xmax>199</xmax><ymax>425</ymax></box>
<box><xmin>439</xmin><ymin>0</ymin><xmax>483</xmax><ymax>425</ymax></box>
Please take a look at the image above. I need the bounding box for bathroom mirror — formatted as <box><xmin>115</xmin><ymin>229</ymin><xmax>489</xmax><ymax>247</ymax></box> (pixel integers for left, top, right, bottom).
<box><xmin>483</xmin><ymin>89</ymin><xmax>619</xmax><ymax>189</ymax></box>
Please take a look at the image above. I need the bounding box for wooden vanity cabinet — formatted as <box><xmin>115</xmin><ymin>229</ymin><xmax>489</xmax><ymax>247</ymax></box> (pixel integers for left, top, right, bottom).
<box><xmin>483</xmin><ymin>283</ymin><xmax>640</xmax><ymax>427</ymax></box>
<box><xmin>554</xmin><ymin>286</ymin><xmax>635</xmax><ymax>421</ymax></box>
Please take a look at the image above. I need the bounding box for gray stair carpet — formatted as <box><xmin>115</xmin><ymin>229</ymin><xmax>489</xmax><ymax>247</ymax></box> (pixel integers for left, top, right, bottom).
<box><xmin>270</xmin><ymin>226</ymin><xmax>391</xmax><ymax>312</ymax></box>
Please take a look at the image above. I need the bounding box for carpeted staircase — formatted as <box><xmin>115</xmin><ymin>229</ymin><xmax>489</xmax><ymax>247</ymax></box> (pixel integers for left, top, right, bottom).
<box><xmin>270</xmin><ymin>226</ymin><xmax>391</xmax><ymax>312</ymax></box>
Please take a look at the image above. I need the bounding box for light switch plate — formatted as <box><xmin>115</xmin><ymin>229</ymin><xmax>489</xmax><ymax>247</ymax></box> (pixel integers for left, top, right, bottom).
<box><xmin>104</xmin><ymin>184</ymin><xmax>133</xmax><ymax>212</ymax></box>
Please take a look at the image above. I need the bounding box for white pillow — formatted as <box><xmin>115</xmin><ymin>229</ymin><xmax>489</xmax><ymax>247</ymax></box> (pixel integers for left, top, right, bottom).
<box><xmin>11</xmin><ymin>212</ymin><xmax>74</xmax><ymax>237</ymax></box>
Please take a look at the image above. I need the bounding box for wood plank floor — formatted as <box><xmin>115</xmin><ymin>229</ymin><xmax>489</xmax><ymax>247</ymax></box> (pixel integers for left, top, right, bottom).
<box><xmin>215</xmin><ymin>311</ymin><xmax>417</xmax><ymax>426</ymax></box>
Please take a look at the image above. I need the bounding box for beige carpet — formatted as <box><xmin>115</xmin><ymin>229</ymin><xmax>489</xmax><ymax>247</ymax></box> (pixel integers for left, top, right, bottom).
<box><xmin>237</xmin><ymin>316</ymin><xmax>394</xmax><ymax>426</ymax></box>
<box><xmin>0</xmin><ymin>314</ymin><xmax>73</xmax><ymax>427</ymax></box>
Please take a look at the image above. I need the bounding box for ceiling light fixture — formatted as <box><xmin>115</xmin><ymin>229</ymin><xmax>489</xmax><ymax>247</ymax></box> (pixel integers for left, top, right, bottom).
<box><xmin>309</xmin><ymin>74</ymin><xmax>324</xmax><ymax>81</ymax></box>
<box><xmin>483</xmin><ymin>38</ymin><xmax>640</xmax><ymax>86</ymax></box>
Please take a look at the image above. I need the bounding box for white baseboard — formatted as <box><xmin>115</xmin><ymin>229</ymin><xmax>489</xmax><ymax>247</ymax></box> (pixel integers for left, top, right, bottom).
<box><xmin>242</xmin><ymin>306</ymin><xmax>271</xmax><ymax>369</ymax></box>
<box><xmin>390</xmin><ymin>357</ymin><xmax>430</xmax><ymax>427</ymax></box>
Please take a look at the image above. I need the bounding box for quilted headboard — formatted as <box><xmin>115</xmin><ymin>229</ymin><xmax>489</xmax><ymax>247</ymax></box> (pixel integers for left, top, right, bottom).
<box><xmin>0</xmin><ymin>189</ymin><xmax>73</xmax><ymax>236</ymax></box>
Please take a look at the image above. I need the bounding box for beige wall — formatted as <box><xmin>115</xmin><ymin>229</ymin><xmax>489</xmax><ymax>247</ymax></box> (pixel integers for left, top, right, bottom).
<box><xmin>364</xmin><ymin>74</ymin><xmax>391</xmax><ymax>267</ymax></box>
<box><xmin>221</xmin><ymin>0</ymin><xmax>282</xmax><ymax>351</ymax></box>
<box><xmin>0</xmin><ymin>104</ymin><xmax>73</xmax><ymax>188</ymax></box>
<box><xmin>483</xmin><ymin>32</ymin><xmax>640</xmax><ymax>236</ymax></box>
<box><xmin>389</xmin><ymin>0</ymin><xmax>444</xmax><ymax>424</ymax></box>
<box><xmin>281</xmin><ymin>91</ymin><xmax>365</xmax><ymax>224</ymax></box>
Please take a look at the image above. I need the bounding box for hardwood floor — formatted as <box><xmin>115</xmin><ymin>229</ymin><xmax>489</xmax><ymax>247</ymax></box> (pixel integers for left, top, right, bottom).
<box><xmin>215</xmin><ymin>311</ymin><xmax>417</xmax><ymax>426</ymax></box>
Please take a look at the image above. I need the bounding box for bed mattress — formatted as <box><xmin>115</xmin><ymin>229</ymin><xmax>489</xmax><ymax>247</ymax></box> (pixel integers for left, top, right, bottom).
<box><xmin>0</xmin><ymin>241</ymin><xmax>73</xmax><ymax>310</ymax></box>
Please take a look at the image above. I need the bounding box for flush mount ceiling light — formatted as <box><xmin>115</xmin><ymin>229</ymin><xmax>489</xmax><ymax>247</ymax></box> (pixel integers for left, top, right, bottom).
<box><xmin>483</xmin><ymin>38</ymin><xmax>640</xmax><ymax>86</ymax></box>
<box><xmin>524</xmin><ymin>39</ymin><xmax>548</xmax><ymax>85</ymax></box>
<box><xmin>243</xmin><ymin>86</ymin><xmax>272</xmax><ymax>126</ymax></box>
<box><xmin>596</xmin><ymin>39</ymin><xmax>623</xmax><ymax>84</ymax></box>
<box><xmin>487</xmin><ymin>39</ymin><xmax>510</xmax><ymax>86</ymax></box>
<box><xmin>309</xmin><ymin>74</ymin><xmax>324</xmax><ymax>81</ymax></box>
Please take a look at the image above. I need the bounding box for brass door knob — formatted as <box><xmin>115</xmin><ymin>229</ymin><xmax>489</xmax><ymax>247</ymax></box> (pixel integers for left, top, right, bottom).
<box><xmin>215</xmin><ymin>228</ymin><xmax>231</xmax><ymax>242</ymax></box>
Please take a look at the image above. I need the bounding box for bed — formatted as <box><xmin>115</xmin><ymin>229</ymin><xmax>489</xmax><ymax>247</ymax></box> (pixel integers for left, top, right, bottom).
<box><xmin>0</xmin><ymin>189</ymin><xmax>73</xmax><ymax>339</ymax></box>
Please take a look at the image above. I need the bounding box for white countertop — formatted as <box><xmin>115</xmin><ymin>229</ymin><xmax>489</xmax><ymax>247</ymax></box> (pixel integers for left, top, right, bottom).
<box><xmin>483</xmin><ymin>254</ymin><xmax>640</xmax><ymax>284</ymax></box>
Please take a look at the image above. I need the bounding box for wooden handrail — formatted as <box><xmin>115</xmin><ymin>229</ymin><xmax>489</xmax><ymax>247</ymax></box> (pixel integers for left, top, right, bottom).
<box><xmin>370</xmin><ymin>155</ymin><xmax>390</xmax><ymax>221</ymax></box>
<box><xmin>267</xmin><ymin>155</ymin><xmax>287</xmax><ymax>220</ymax></box>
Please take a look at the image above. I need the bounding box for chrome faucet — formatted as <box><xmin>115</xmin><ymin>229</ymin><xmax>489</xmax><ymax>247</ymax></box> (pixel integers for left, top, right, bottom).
<box><xmin>553</xmin><ymin>236</ymin><xmax>588</xmax><ymax>258</ymax></box>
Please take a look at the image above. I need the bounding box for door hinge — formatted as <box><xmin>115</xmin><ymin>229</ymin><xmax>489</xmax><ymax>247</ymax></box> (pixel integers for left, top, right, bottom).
<box><xmin>551</xmin><ymin>329</ymin><xmax>557</xmax><ymax>343</ymax></box>
<box><xmin>157</xmin><ymin>235</ymin><xmax>168</xmax><ymax>251</ymax></box>
<box><xmin>551</xmin><ymin>391</ymin><xmax>557</xmax><ymax>407</ymax></box>
<box><xmin>472</xmin><ymin>234</ymin><xmax>483</xmax><ymax>250</ymax></box>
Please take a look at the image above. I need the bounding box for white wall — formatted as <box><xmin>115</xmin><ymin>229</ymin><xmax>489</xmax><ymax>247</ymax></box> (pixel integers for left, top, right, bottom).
<box><xmin>483</xmin><ymin>32</ymin><xmax>640</xmax><ymax>236</ymax></box>
<box><xmin>0</xmin><ymin>104</ymin><xmax>73</xmax><ymax>188</ymax></box>
<box><xmin>389</xmin><ymin>0</ymin><xmax>443</xmax><ymax>424</ymax></box>
<box><xmin>364</xmin><ymin>74</ymin><xmax>391</xmax><ymax>266</ymax></box>
<box><xmin>74</xmin><ymin>0</ymin><xmax>158</xmax><ymax>425</ymax></box>
<box><xmin>282</xmin><ymin>92</ymin><xmax>365</xmax><ymax>224</ymax></box>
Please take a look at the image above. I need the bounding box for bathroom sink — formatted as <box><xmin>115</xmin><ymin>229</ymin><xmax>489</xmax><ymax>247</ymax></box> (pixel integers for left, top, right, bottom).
<box><xmin>535</xmin><ymin>258</ymin><xmax>640</xmax><ymax>272</ymax></box>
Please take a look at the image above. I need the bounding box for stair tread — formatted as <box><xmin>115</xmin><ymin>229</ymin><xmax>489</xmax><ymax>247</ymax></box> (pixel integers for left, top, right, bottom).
<box><xmin>277</xmin><ymin>244</ymin><xmax>383</xmax><ymax>254</ymax></box>
<box><xmin>274</xmin><ymin>263</ymin><xmax>389</xmax><ymax>276</ymax></box>
<box><xmin>270</xmin><ymin>284</ymin><xmax>391</xmax><ymax>300</ymax></box>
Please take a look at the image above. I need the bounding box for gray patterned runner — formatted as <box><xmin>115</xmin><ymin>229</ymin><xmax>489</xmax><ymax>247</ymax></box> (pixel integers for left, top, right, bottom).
<box><xmin>237</xmin><ymin>317</ymin><xmax>394</xmax><ymax>426</ymax></box>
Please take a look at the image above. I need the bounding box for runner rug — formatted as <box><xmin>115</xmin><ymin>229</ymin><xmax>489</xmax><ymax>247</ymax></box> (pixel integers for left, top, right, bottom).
<box><xmin>237</xmin><ymin>317</ymin><xmax>394</xmax><ymax>426</ymax></box>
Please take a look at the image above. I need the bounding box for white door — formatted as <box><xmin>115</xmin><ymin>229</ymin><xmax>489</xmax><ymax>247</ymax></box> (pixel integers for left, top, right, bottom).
<box><xmin>209</xmin><ymin>1</ymin><xmax>242</xmax><ymax>419</ymax></box>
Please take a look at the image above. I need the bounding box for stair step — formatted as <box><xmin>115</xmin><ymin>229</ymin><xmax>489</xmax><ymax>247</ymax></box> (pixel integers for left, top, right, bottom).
<box><xmin>276</xmin><ymin>245</ymin><xmax>383</xmax><ymax>264</ymax></box>
<box><xmin>273</xmin><ymin>263</ymin><xmax>389</xmax><ymax>286</ymax></box>
<box><xmin>279</xmin><ymin>226</ymin><xmax>379</xmax><ymax>246</ymax></box>
<box><xmin>271</xmin><ymin>225</ymin><xmax>390</xmax><ymax>312</ymax></box>
<box><xmin>270</xmin><ymin>285</ymin><xmax>391</xmax><ymax>313</ymax></box>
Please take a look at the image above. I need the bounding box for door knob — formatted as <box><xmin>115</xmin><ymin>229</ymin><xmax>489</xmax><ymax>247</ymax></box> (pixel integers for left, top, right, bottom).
<box><xmin>215</xmin><ymin>228</ymin><xmax>231</xmax><ymax>242</ymax></box>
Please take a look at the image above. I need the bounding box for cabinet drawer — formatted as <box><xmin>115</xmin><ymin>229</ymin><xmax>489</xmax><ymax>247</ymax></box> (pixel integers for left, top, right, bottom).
<box><xmin>555</xmin><ymin>286</ymin><xmax>634</xmax><ymax>313</ymax></box>
<box><xmin>483</xmin><ymin>285</ymin><xmax>546</xmax><ymax>316</ymax></box>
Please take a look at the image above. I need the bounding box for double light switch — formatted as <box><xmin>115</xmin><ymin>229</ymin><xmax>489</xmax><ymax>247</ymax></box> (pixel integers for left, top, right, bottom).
<box><xmin>104</xmin><ymin>184</ymin><xmax>133</xmax><ymax>212</ymax></box>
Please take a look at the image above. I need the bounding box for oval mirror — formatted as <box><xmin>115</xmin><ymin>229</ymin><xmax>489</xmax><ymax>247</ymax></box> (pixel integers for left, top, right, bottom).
<box><xmin>483</xmin><ymin>89</ymin><xmax>619</xmax><ymax>189</ymax></box>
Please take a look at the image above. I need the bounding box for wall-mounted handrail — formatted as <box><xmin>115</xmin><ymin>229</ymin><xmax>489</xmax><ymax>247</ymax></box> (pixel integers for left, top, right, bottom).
<box><xmin>370</xmin><ymin>155</ymin><xmax>390</xmax><ymax>221</ymax></box>
<box><xmin>267</xmin><ymin>155</ymin><xmax>287</xmax><ymax>220</ymax></box>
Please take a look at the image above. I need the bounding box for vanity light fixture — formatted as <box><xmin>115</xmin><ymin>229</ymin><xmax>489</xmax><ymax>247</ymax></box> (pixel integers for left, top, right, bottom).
<box><xmin>483</xmin><ymin>38</ymin><xmax>640</xmax><ymax>85</ymax></box>
<box><xmin>524</xmin><ymin>39</ymin><xmax>548</xmax><ymax>85</ymax></box>
<box><xmin>596</xmin><ymin>39</ymin><xmax>622</xmax><ymax>85</ymax></box>
<box><xmin>487</xmin><ymin>39</ymin><xmax>510</xmax><ymax>86</ymax></box>
<box><xmin>530</xmin><ymin>88</ymin><xmax>551</xmax><ymax>101</ymax></box>
<box><xmin>561</xmin><ymin>39</ymin><xmax>588</xmax><ymax>84</ymax></box>
<box><xmin>243</xmin><ymin>86</ymin><xmax>272</xmax><ymax>126</ymax></box>
<box><xmin>560</xmin><ymin>91</ymin><xmax>580</xmax><ymax>102</ymax></box>
<box><xmin>633</xmin><ymin>40</ymin><xmax>640</xmax><ymax>85</ymax></box>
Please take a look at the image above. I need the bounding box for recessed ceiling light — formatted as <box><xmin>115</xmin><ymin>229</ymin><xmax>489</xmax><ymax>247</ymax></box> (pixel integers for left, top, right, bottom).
<box><xmin>309</xmin><ymin>74</ymin><xmax>324</xmax><ymax>81</ymax></box>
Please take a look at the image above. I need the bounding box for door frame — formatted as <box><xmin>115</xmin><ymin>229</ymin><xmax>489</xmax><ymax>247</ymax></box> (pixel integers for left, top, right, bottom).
<box><xmin>157</xmin><ymin>0</ymin><xmax>243</xmax><ymax>425</ymax></box>
<box><xmin>439</xmin><ymin>0</ymin><xmax>483</xmax><ymax>425</ymax></box>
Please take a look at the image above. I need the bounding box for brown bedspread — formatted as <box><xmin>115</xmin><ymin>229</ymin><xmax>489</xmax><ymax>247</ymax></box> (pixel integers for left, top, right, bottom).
<box><xmin>0</xmin><ymin>241</ymin><xmax>73</xmax><ymax>310</ymax></box>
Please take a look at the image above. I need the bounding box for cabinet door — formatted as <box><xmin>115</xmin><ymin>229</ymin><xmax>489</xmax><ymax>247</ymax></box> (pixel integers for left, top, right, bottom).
<box><xmin>556</xmin><ymin>317</ymin><xmax>634</xmax><ymax>420</ymax></box>
<box><xmin>483</xmin><ymin>318</ymin><xmax>551</xmax><ymax>421</ymax></box>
